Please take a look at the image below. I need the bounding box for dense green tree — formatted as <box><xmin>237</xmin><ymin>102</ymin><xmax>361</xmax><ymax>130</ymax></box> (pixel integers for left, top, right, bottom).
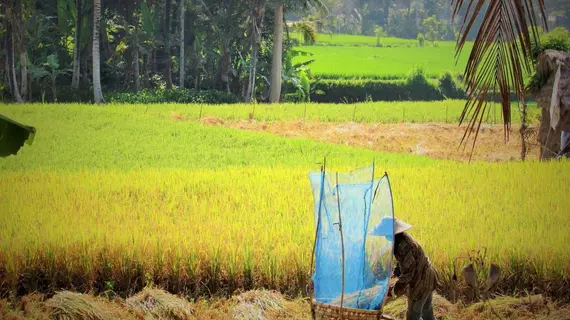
<box><xmin>0</xmin><ymin>0</ymin><xmax>557</xmax><ymax>113</ymax></box>
<box><xmin>269</xmin><ymin>0</ymin><xmax>327</xmax><ymax>103</ymax></box>
<box><xmin>422</xmin><ymin>14</ymin><xmax>441</xmax><ymax>45</ymax></box>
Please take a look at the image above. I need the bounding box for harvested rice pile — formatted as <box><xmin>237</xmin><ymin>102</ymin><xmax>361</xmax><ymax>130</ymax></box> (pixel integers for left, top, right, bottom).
<box><xmin>383</xmin><ymin>293</ymin><xmax>456</xmax><ymax>319</ymax></box>
<box><xmin>231</xmin><ymin>289</ymin><xmax>307</xmax><ymax>320</ymax></box>
<box><xmin>126</xmin><ymin>288</ymin><xmax>194</xmax><ymax>320</ymax></box>
<box><xmin>1</xmin><ymin>289</ymin><xmax>569</xmax><ymax>320</ymax></box>
<box><xmin>45</xmin><ymin>291</ymin><xmax>136</xmax><ymax>320</ymax></box>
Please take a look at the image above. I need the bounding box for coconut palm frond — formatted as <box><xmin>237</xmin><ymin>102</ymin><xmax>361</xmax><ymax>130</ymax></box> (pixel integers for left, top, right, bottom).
<box><xmin>0</xmin><ymin>114</ymin><xmax>36</xmax><ymax>157</ymax></box>
<box><xmin>287</xmin><ymin>0</ymin><xmax>329</xmax><ymax>17</ymax></box>
<box><xmin>293</xmin><ymin>20</ymin><xmax>317</xmax><ymax>44</ymax></box>
<box><xmin>452</xmin><ymin>0</ymin><xmax>547</xmax><ymax>159</ymax></box>
<box><xmin>303</xmin><ymin>0</ymin><xmax>329</xmax><ymax>17</ymax></box>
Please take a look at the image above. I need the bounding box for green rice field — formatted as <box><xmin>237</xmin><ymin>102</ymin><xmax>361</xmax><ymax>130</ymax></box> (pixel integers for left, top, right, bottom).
<box><xmin>293</xmin><ymin>44</ymin><xmax>472</xmax><ymax>79</ymax></box>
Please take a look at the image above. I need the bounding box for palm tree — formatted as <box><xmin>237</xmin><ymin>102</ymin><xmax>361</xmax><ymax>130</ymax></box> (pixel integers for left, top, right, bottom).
<box><xmin>71</xmin><ymin>0</ymin><xmax>83</xmax><ymax>89</ymax></box>
<box><xmin>164</xmin><ymin>0</ymin><xmax>173</xmax><ymax>89</ymax></box>
<box><xmin>269</xmin><ymin>3</ymin><xmax>284</xmax><ymax>103</ymax></box>
<box><xmin>5</xmin><ymin>2</ymin><xmax>23</xmax><ymax>103</ymax></box>
<box><xmin>134</xmin><ymin>20</ymin><xmax>141</xmax><ymax>91</ymax></box>
<box><xmin>452</xmin><ymin>0</ymin><xmax>547</xmax><ymax>158</ymax></box>
<box><xmin>179</xmin><ymin>0</ymin><xmax>185</xmax><ymax>88</ymax></box>
<box><xmin>92</xmin><ymin>0</ymin><xmax>105</xmax><ymax>103</ymax></box>
<box><xmin>245</xmin><ymin>0</ymin><xmax>266</xmax><ymax>103</ymax></box>
<box><xmin>269</xmin><ymin>0</ymin><xmax>328</xmax><ymax>103</ymax></box>
<box><xmin>16</xmin><ymin>0</ymin><xmax>27</xmax><ymax>98</ymax></box>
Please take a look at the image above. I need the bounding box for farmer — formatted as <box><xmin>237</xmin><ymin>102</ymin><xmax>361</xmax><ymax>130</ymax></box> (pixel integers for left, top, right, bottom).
<box><xmin>369</xmin><ymin>217</ymin><xmax>439</xmax><ymax>320</ymax></box>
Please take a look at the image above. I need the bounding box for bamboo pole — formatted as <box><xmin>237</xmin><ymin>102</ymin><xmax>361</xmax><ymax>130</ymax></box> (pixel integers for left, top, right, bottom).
<box><xmin>336</xmin><ymin>172</ymin><xmax>345</xmax><ymax>314</ymax></box>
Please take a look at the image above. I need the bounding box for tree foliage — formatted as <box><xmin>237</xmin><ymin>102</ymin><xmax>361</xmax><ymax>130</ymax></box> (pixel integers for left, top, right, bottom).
<box><xmin>422</xmin><ymin>15</ymin><xmax>441</xmax><ymax>45</ymax></box>
<box><xmin>0</xmin><ymin>0</ymin><xmax>325</xmax><ymax>103</ymax></box>
<box><xmin>0</xmin><ymin>0</ymin><xmax>566</xmax><ymax>111</ymax></box>
<box><xmin>451</xmin><ymin>0</ymin><xmax>547</xmax><ymax>158</ymax></box>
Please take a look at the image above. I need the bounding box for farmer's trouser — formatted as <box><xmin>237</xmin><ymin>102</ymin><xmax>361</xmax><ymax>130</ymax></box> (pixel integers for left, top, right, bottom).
<box><xmin>406</xmin><ymin>291</ymin><xmax>435</xmax><ymax>320</ymax></box>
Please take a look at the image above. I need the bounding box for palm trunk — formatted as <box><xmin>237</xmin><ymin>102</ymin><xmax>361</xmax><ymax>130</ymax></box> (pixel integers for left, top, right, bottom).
<box><xmin>5</xmin><ymin>44</ymin><xmax>12</xmax><ymax>96</ymax></box>
<box><xmin>20</xmin><ymin>52</ymin><xmax>27</xmax><ymax>97</ymax></box>
<box><xmin>245</xmin><ymin>39</ymin><xmax>258</xmax><ymax>102</ymax></box>
<box><xmin>16</xmin><ymin>0</ymin><xmax>27</xmax><ymax>97</ymax></box>
<box><xmin>51</xmin><ymin>73</ymin><xmax>58</xmax><ymax>102</ymax></box>
<box><xmin>71</xmin><ymin>0</ymin><xmax>82</xmax><ymax>89</ymax></box>
<box><xmin>134</xmin><ymin>26</ymin><xmax>140</xmax><ymax>91</ymax></box>
<box><xmin>144</xmin><ymin>52</ymin><xmax>150</xmax><ymax>88</ymax></box>
<box><xmin>82</xmin><ymin>39</ymin><xmax>90</xmax><ymax>86</ymax></box>
<box><xmin>246</xmin><ymin>3</ymin><xmax>265</xmax><ymax>103</ymax></box>
<box><xmin>92</xmin><ymin>0</ymin><xmax>105</xmax><ymax>103</ymax></box>
<box><xmin>193</xmin><ymin>39</ymin><xmax>200</xmax><ymax>89</ymax></box>
<box><xmin>269</xmin><ymin>3</ymin><xmax>283</xmax><ymax>103</ymax></box>
<box><xmin>164</xmin><ymin>0</ymin><xmax>173</xmax><ymax>89</ymax></box>
<box><xmin>6</xmin><ymin>10</ymin><xmax>23</xmax><ymax>103</ymax></box>
<box><xmin>383</xmin><ymin>0</ymin><xmax>390</xmax><ymax>27</ymax></box>
<box><xmin>520</xmin><ymin>98</ymin><xmax>528</xmax><ymax>161</ymax></box>
<box><xmin>219</xmin><ymin>39</ymin><xmax>231</xmax><ymax>93</ymax></box>
<box><xmin>179</xmin><ymin>0</ymin><xmax>185</xmax><ymax>88</ymax></box>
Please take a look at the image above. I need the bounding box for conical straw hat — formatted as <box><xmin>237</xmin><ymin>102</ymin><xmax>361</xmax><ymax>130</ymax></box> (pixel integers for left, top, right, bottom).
<box><xmin>368</xmin><ymin>217</ymin><xmax>412</xmax><ymax>236</ymax></box>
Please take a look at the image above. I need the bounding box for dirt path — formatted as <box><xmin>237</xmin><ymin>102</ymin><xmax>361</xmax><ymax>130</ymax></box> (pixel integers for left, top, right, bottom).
<box><xmin>198</xmin><ymin>117</ymin><xmax>540</xmax><ymax>162</ymax></box>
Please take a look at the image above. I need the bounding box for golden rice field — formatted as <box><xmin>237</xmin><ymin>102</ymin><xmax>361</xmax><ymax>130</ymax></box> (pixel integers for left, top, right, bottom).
<box><xmin>1</xmin><ymin>164</ymin><xmax>569</xmax><ymax>299</ymax></box>
<box><xmin>0</xmin><ymin>103</ymin><xmax>569</xmax><ymax>301</ymax></box>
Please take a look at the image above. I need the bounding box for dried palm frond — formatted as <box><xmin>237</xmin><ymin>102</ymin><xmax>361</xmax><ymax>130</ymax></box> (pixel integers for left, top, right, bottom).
<box><xmin>451</xmin><ymin>0</ymin><xmax>547</xmax><ymax>160</ymax></box>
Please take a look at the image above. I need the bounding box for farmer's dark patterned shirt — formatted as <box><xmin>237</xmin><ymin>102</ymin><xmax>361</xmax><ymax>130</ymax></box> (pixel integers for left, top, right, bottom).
<box><xmin>393</xmin><ymin>232</ymin><xmax>439</xmax><ymax>301</ymax></box>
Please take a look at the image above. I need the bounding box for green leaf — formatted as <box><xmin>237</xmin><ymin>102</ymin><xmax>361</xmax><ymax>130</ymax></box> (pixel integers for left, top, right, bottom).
<box><xmin>115</xmin><ymin>40</ymin><xmax>128</xmax><ymax>54</ymax></box>
<box><xmin>57</xmin><ymin>0</ymin><xmax>69</xmax><ymax>34</ymax></box>
<box><xmin>69</xmin><ymin>0</ymin><xmax>77</xmax><ymax>22</ymax></box>
<box><xmin>288</xmin><ymin>49</ymin><xmax>314</xmax><ymax>58</ymax></box>
<box><xmin>141</xmin><ymin>2</ymin><xmax>155</xmax><ymax>37</ymax></box>
<box><xmin>28</xmin><ymin>64</ymin><xmax>50</xmax><ymax>80</ymax></box>
<box><xmin>46</xmin><ymin>54</ymin><xmax>59</xmax><ymax>70</ymax></box>
<box><xmin>293</xmin><ymin>59</ymin><xmax>315</xmax><ymax>69</ymax></box>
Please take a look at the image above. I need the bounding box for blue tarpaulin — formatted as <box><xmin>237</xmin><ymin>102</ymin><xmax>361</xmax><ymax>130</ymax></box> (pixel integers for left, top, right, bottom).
<box><xmin>308</xmin><ymin>164</ymin><xmax>395</xmax><ymax>310</ymax></box>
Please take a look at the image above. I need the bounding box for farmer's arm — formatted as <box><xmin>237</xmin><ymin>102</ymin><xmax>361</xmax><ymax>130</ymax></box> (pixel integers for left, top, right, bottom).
<box><xmin>393</xmin><ymin>241</ymin><xmax>416</xmax><ymax>292</ymax></box>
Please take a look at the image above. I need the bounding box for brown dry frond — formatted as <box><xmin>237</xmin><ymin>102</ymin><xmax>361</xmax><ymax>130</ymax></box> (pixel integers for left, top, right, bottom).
<box><xmin>451</xmin><ymin>0</ymin><xmax>547</xmax><ymax>160</ymax></box>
